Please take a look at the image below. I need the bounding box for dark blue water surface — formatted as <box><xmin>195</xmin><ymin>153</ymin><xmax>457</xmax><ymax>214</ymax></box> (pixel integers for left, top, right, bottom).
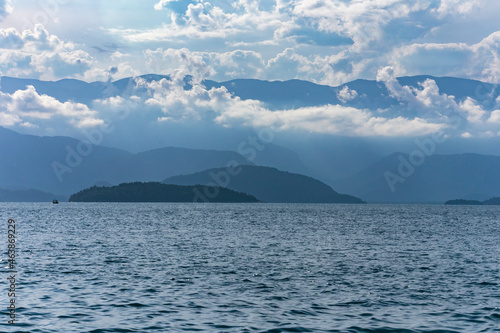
<box><xmin>1</xmin><ymin>203</ymin><xmax>499</xmax><ymax>332</ymax></box>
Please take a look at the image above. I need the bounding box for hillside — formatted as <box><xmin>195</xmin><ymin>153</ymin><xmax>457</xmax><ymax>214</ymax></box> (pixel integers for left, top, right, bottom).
<box><xmin>163</xmin><ymin>165</ymin><xmax>364</xmax><ymax>203</ymax></box>
<box><xmin>69</xmin><ymin>182</ymin><xmax>259</xmax><ymax>203</ymax></box>
<box><xmin>0</xmin><ymin>127</ymin><xmax>252</xmax><ymax>195</ymax></box>
<box><xmin>483</xmin><ymin>197</ymin><xmax>500</xmax><ymax>205</ymax></box>
<box><xmin>334</xmin><ymin>153</ymin><xmax>500</xmax><ymax>203</ymax></box>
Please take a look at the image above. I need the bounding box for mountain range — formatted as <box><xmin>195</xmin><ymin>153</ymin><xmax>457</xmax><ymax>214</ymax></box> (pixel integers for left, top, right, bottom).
<box><xmin>2</xmin><ymin>74</ymin><xmax>499</xmax><ymax>179</ymax></box>
<box><xmin>2</xmin><ymin>126</ymin><xmax>499</xmax><ymax>203</ymax></box>
<box><xmin>1</xmin><ymin>74</ymin><xmax>499</xmax><ymax>203</ymax></box>
<box><xmin>334</xmin><ymin>153</ymin><xmax>500</xmax><ymax>203</ymax></box>
<box><xmin>0</xmin><ymin>126</ymin><xmax>252</xmax><ymax>195</ymax></box>
<box><xmin>2</xmin><ymin>75</ymin><xmax>498</xmax><ymax>110</ymax></box>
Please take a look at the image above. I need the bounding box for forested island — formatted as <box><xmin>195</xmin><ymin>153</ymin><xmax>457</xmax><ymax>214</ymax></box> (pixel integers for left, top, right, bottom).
<box><xmin>69</xmin><ymin>182</ymin><xmax>260</xmax><ymax>203</ymax></box>
<box><xmin>445</xmin><ymin>197</ymin><xmax>500</xmax><ymax>205</ymax></box>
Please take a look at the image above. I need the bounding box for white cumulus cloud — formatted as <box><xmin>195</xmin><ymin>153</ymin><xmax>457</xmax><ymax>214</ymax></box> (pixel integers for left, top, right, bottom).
<box><xmin>390</xmin><ymin>31</ymin><xmax>500</xmax><ymax>83</ymax></box>
<box><xmin>337</xmin><ymin>86</ymin><xmax>358</xmax><ymax>103</ymax></box>
<box><xmin>487</xmin><ymin>110</ymin><xmax>500</xmax><ymax>123</ymax></box>
<box><xmin>0</xmin><ymin>25</ymin><xmax>93</xmax><ymax>80</ymax></box>
<box><xmin>0</xmin><ymin>85</ymin><xmax>104</xmax><ymax>134</ymax></box>
<box><xmin>91</xmin><ymin>75</ymin><xmax>447</xmax><ymax>137</ymax></box>
<box><xmin>433</xmin><ymin>0</ymin><xmax>481</xmax><ymax>18</ymax></box>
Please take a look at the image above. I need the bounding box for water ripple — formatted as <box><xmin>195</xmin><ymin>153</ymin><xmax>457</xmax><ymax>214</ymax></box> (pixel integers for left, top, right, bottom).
<box><xmin>0</xmin><ymin>203</ymin><xmax>498</xmax><ymax>332</ymax></box>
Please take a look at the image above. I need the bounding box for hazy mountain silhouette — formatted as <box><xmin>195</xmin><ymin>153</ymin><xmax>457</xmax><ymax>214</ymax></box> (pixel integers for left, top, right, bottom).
<box><xmin>0</xmin><ymin>188</ymin><xmax>66</xmax><ymax>202</ymax></box>
<box><xmin>483</xmin><ymin>197</ymin><xmax>500</xmax><ymax>205</ymax></box>
<box><xmin>335</xmin><ymin>153</ymin><xmax>500</xmax><ymax>203</ymax></box>
<box><xmin>0</xmin><ymin>127</ymin><xmax>253</xmax><ymax>195</ymax></box>
<box><xmin>2</xmin><ymin>74</ymin><xmax>498</xmax><ymax>182</ymax></box>
<box><xmin>163</xmin><ymin>165</ymin><xmax>364</xmax><ymax>203</ymax></box>
<box><xmin>2</xmin><ymin>73</ymin><xmax>500</xmax><ymax>203</ymax></box>
<box><xmin>241</xmin><ymin>143</ymin><xmax>312</xmax><ymax>176</ymax></box>
<box><xmin>1</xmin><ymin>75</ymin><xmax>497</xmax><ymax>110</ymax></box>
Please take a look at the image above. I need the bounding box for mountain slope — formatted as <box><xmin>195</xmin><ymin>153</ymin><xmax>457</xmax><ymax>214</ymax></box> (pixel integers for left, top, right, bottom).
<box><xmin>334</xmin><ymin>153</ymin><xmax>500</xmax><ymax>203</ymax></box>
<box><xmin>0</xmin><ymin>127</ymin><xmax>252</xmax><ymax>195</ymax></box>
<box><xmin>163</xmin><ymin>165</ymin><xmax>364</xmax><ymax>203</ymax></box>
<box><xmin>0</xmin><ymin>126</ymin><xmax>133</xmax><ymax>195</ymax></box>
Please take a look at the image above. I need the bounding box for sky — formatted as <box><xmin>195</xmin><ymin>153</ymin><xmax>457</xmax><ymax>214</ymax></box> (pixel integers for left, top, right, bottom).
<box><xmin>0</xmin><ymin>0</ymin><xmax>499</xmax><ymax>85</ymax></box>
<box><xmin>0</xmin><ymin>0</ymin><xmax>499</xmax><ymax>145</ymax></box>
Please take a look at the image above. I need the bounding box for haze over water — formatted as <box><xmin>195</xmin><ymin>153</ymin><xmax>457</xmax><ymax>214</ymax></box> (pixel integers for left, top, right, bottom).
<box><xmin>1</xmin><ymin>203</ymin><xmax>499</xmax><ymax>332</ymax></box>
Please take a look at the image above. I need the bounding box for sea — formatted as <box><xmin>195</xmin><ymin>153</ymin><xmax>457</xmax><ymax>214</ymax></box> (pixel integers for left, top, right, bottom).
<box><xmin>0</xmin><ymin>203</ymin><xmax>499</xmax><ymax>332</ymax></box>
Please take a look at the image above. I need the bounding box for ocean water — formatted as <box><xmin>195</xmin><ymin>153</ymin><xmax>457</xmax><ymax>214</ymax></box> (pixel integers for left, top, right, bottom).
<box><xmin>0</xmin><ymin>203</ymin><xmax>499</xmax><ymax>332</ymax></box>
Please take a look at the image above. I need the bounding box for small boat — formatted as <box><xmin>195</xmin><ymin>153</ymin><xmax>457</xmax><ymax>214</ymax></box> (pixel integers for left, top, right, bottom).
<box><xmin>52</xmin><ymin>199</ymin><xmax>59</xmax><ymax>204</ymax></box>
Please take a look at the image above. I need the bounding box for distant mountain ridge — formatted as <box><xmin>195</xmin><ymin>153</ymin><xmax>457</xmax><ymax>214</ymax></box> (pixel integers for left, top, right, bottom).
<box><xmin>1</xmin><ymin>75</ymin><xmax>497</xmax><ymax>110</ymax></box>
<box><xmin>3</xmin><ymin>126</ymin><xmax>500</xmax><ymax>203</ymax></box>
<box><xmin>0</xmin><ymin>126</ymin><xmax>253</xmax><ymax>195</ymax></box>
<box><xmin>0</xmin><ymin>188</ymin><xmax>66</xmax><ymax>202</ymax></box>
<box><xmin>2</xmin><ymin>74</ymin><xmax>498</xmax><ymax>188</ymax></box>
<box><xmin>334</xmin><ymin>153</ymin><xmax>500</xmax><ymax>203</ymax></box>
<box><xmin>163</xmin><ymin>165</ymin><xmax>364</xmax><ymax>203</ymax></box>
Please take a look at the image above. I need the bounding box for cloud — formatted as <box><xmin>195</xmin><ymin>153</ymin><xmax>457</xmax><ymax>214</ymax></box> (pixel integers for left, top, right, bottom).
<box><xmin>154</xmin><ymin>0</ymin><xmax>180</xmax><ymax>11</ymax></box>
<box><xmin>265</xmin><ymin>48</ymin><xmax>308</xmax><ymax>80</ymax></box>
<box><xmin>2</xmin><ymin>1</ymin><xmax>499</xmax><ymax>141</ymax></box>
<box><xmin>210</xmin><ymin>49</ymin><xmax>265</xmax><ymax>79</ymax></box>
<box><xmin>375</xmin><ymin>65</ymin><xmax>500</xmax><ymax>138</ymax></box>
<box><xmin>144</xmin><ymin>47</ymin><xmax>265</xmax><ymax>81</ymax></box>
<box><xmin>0</xmin><ymin>85</ymin><xmax>103</xmax><ymax>134</ymax></box>
<box><xmin>6</xmin><ymin>73</ymin><xmax>498</xmax><ymax>143</ymax></box>
<box><xmin>116</xmin><ymin>0</ymin><xmax>281</xmax><ymax>42</ymax></box>
<box><xmin>0</xmin><ymin>25</ymin><xmax>93</xmax><ymax>80</ymax></box>
<box><xmin>0</xmin><ymin>0</ymin><xmax>12</xmax><ymax>21</ymax></box>
<box><xmin>99</xmin><ymin>0</ymin><xmax>500</xmax><ymax>85</ymax></box>
<box><xmin>121</xmin><ymin>0</ymin><xmax>480</xmax><ymax>48</ymax></box>
<box><xmin>90</xmin><ymin>75</ymin><xmax>447</xmax><ymax>137</ymax></box>
<box><xmin>117</xmin><ymin>0</ymin><xmax>440</xmax><ymax>51</ymax></box>
<box><xmin>0</xmin><ymin>111</ymin><xmax>20</xmax><ymax>126</ymax></box>
<box><xmin>337</xmin><ymin>86</ymin><xmax>358</xmax><ymax>103</ymax></box>
<box><xmin>144</xmin><ymin>47</ymin><xmax>214</xmax><ymax>80</ymax></box>
<box><xmin>277</xmin><ymin>22</ymin><xmax>354</xmax><ymax>46</ymax></box>
<box><xmin>290</xmin><ymin>0</ymin><xmax>433</xmax><ymax>49</ymax></box>
<box><xmin>461</xmin><ymin>131</ymin><xmax>472</xmax><ymax>138</ymax></box>
<box><xmin>459</xmin><ymin>97</ymin><xmax>487</xmax><ymax>123</ymax></box>
<box><xmin>376</xmin><ymin>66</ymin><xmax>485</xmax><ymax>119</ymax></box>
<box><xmin>487</xmin><ymin>110</ymin><xmax>500</xmax><ymax>123</ymax></box>
<box><xmin>264</xmin><ymin>48</ymin><xmax>371</xmax><ymax>85</ymax></box>
<box><xmin>82</xmin><ymin>62</ymin><xmax>140</xmax><ymax>82</ymax></box>
<box><xmin>390</xmin><ymin>31</ymin><xmax>500</xmax><ymax>83</ymax></box>
<box><xmin>141</xmin><ymin>45</ymin><xmax>371</xmax><ymax>86</ymax></box>
<box><xmin>216</xmin><ymin>102</ymin><xmax>446</xmax><ymax>137</ymax></box>
<box><xmin>433</xmin><ymin>0</ymin><xmax>481</xmax><ymax>18</ymax></box>
<box><xmin>377</xmin><ymin>66</ymin><xmax>419</xmax><ymax>105</ymax></box>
